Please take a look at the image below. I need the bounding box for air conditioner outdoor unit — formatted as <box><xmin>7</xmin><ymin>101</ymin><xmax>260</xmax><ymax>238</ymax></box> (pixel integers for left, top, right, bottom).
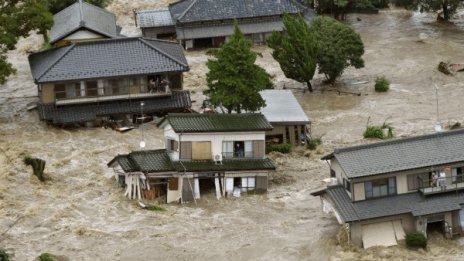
<box><xmin>214</xmin><ymin>154</ymin><xmax>223</xmax><ymax>164</ymax></box>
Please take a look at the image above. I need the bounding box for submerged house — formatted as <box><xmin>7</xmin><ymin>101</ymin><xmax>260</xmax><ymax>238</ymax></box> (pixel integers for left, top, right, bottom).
<box><xmin>311</xmin><ymin>129</ymin><xmax>464</xmax><ymax>248</ymax></box>
<box><xmin>259</xmin><ymin>90</ymin><xmax>311</xmax><ymax>146</ymax></box>
<box><xmin>28</xmin><ymin>37</ymin><xmax>190</xmax><ymax>126</ymax></box>
<box><xmin>136</xmin><ymin>0</ymin><xmax>315</xmax><ymax>49</ymax></box>
<box><xmin>108</xmin><ymin>113</ymin><xmax>276</xmax><ymax>203</ymax></box>
<box><xmin>50</xmin><ymin>0</ymin><xmax>120</xmax><ymax>47</ymax></box>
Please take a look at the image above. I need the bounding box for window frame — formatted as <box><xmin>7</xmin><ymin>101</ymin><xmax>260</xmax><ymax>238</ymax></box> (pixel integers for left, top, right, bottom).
<box><xmin>365</xmin><ymin>177</ymin><xmax>396</xmax><ymax>199</ymax></box>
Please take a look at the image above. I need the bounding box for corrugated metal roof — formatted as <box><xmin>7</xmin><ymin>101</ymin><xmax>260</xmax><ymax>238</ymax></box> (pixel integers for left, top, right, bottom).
<box><xmin>169</xmin><ymin>0</ymin><xmax>309</xmax><ymax>23</ymax></box>
<box><xmin>325</xmin><ymin>129</ymin><xmax>464</xmax><ymax>178</ymax></box>
<box><xmin>160</xmin><ymin>113</ymin><xmax>273</xmax><ymax>133</ymax></box>
<box><xmin>324</xmin><ymin>186</ymin><xmax>464</xmax><ymax>222</ymax></box>
<box><xmin>28</xmin><ymin>37</ymin><xmax>189</xmax><ymax>84</ymax></box>
<box><xmin>259</xmin><ymin>90</ymin><xmax>310</xmax><ymax>124</ymax></box>
<box><xmin>38</xmin><ymin>91</ymin><xmax>191</xmax><ymax>125</ymax></box>
<box><xmin>137</xmin><ymin>9</ymin><xmax>175</xmax><ymax>28</ymax></box>
<box><xmin>50</xmin><ymin>1</ymin><xmax>118</xmax><ymax>44</ymax></box>
<box><xmin>176</xmin><ymin>19</ymin><xmax>284</xmax><ymax>39</ymax></box>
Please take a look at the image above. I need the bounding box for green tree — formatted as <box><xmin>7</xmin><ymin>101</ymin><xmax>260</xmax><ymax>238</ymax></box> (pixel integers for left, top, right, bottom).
<box><xmin>0</xmin><ymin>0</ymin><xmax>53</xmax><ymax>85</ymax></box>
<box><xmin>48</xmin><ymin>0</ymin><xmax>112</xmax><ymax>14</ymax></box>
<box><xmin>412</xmin><ymin>0</ymin><xmax>460</xmax><ymax>21</ymax></box>
<box><xmin>267</xmin><ymin>13</ymin><xmax>318</xmax><ymax>92</ymax></box>
<box><xmin>311</xmin><ymin>16</ymin><xmax>365</xmax><ymax>84</ymax></box>
<box><xmin>205</xmin><ymin>23</ymin><xmax>273</xmax><ymax>113</ymax></box>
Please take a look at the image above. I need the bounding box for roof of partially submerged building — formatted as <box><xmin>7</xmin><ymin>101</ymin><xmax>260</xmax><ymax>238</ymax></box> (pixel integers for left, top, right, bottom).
<box><xmin>29</xmin><ymin>37</ymin><xmax>189</xmax><ymax>83</ymax></box>
<box><xmin>317</xmin><ymin>186</ymin><xmax>464</xmax><ymax>222</ymax></box>
<box><xmin>322</xmin><ymin>129</ymin><xmax>464</xmax><ymax>178</ymax></box>
<box><xmin>259</xmin><ymin>90</ymin><xmax>310</xmax><ymax>124</ymax></box>
<box><xmin>137</xmin><ymin>9</ymin><xmax>175</xmax><ymax>28</ymax></box>
<box><xmin>50</xmin><ymin>1</ymin><xmax>118</xmax><ymax>44</ymax></box>
<box><xmin>108</xmin><ymin>149</ymin><xmax>276</xmax><ymax>173</ymax></box>
<box><xmin>38</xmin><ymin>91</ymin><xmax>191</xmax><ymax>125</ymax></box>
<box><xmin>159</xmin><ymin>113</ymin><xmax>273</xmax><ymax>133</ymax></box>
<box><xmin>169</xmin><ymin>0</ymin><xmax>310</xmax><ymax>23</ymax></box>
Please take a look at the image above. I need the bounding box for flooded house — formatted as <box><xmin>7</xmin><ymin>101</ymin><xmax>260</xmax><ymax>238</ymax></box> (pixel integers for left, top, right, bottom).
<box><xmin>311</xmin><ymin>129</ymin><xmax>464</xmax><ymax>248</ymax></box>
<box><xmin>136</xmin><ymin>0</ymin><xmax>315</xmax><ymax>49</ymax></box>
<box><xmin>28</xmin><ymin>37</ymin><xmax>191</xmax><ymax>126</ymax></box>
<box><xmin>108</xmin><ymin>113</ymin><xmax>276</xmax><ymax>203</ymax></box>
<box><xmin>50</xmin><ymin>0</ymin><xmax>121</xmax><ymax>47</ymax></box>
<box><xmin>259</xmin><ymin>90</ymin><xmax>311</xmax><ymax>146</ymax></box>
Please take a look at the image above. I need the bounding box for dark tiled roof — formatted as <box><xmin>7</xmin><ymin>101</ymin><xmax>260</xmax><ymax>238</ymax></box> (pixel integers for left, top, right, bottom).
<box><xmin>50</xmin><ymin>1</ymin><xmax>118</xmax><ymax>44</ymax></box>
<box><xmin>324</xmin><ymin>186</ymin><xmax>464</xmax><ymax>222</ymax></box>
<box><xmin>169</xmin><ymin>0</ymin><xmax>309</xmax><ymax>23</ymax></box>
<box><xmin>38</xmin><ymin>91</ymin><xmax>191</xmax><ymax>125</ymax></box>
<box><xmin>137</xmin><ymin>9</ymin><xmax>175</xmax><ymax>28</ymax></box>
<box><xmin>108</xmin><ymin>149</ymin><xmax>175</xmax><ymax>173</ymax></box>
<box><xmin>175</xmin><ymin>158</ymin><xmax>276</xmax><ymax>172</ymax></box>
<box><xmin>28</xmin><ymin>37</ymin><xmax>189</xmax><ymax>84</ymax></box>
<box><xmin>108</xmin><ymin>149</ymin><xmax>275</xmax><ymax>173</ymax></box>
<box><xmin>323</xmin><ymin>129</ymin><xmax>464</xmax><ymax>178</ymax></box>
<box><xmin>160</xmin><ymin>113</ymin><xmax>273</xmax><ymax>133</ymax></box>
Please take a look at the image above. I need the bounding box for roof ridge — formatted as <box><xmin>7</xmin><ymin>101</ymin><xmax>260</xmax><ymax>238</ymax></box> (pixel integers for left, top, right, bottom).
<box><xmin>35</xmin><ymin>44</ymin><xmax>77</xmax><ymax>82</ymax></box>
<box><xmin>177</xmin><ymin>0</ymin><xmax>199</xmax><ymax>21</ymax></box>
<box><xmin>139</xmin><ymin>38</ymin><xmax>188</xmax><ymax>68</ymax></box>
<box><xmin>335</xmin><ymin>128</ymin><xmax>464</xmax><ymax>154</ymax></box>
<box><xmin>137</xmin><ymin>8</ymin><xmax>169</xmax><ymax>13</ymax></box>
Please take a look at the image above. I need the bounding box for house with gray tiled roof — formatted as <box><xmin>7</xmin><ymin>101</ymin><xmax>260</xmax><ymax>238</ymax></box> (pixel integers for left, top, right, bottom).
<box><xmin>28</xmin><ymin>37</ymin><xmax>191</xmax><ymax>125</ymax></box>
<box><xmin>50</xmin><ymin>0</ymin><xmax>120</xmax><ymax>47</ymax></box>
<box><xmin>136</xmin><ymin>0</ymin><xmax>315</xmax><ymax>49</ymax></box>
<box><xmin>108</xmin><ymin>113</ymin><xmax>275</xmax><ymax>203</ymax></box>
<box><xmin>311</xmin><ymin>129</ymin><xmax>464</xmax><ymax>248</ymax></box>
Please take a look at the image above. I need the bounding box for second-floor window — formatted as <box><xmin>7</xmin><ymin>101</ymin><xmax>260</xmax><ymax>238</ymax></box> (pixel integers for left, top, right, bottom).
<box><xmin>222</xmin><ymin>141</ymin><xmax>253</xmax><ymax>158</ymax></box>
<box><xmin>343</xmin><ymin>179</ymin><xmax>351</xmax><ymax>192</ymax></box>
<box><xmin>166</xmin><ymin>138</ymin><xmax>178</xmax><ymax>152</ymax></box>
<box><xmin>365</xmin><ymin>177</ymin><xmax>396</xmax><ymax>199</ymax></box>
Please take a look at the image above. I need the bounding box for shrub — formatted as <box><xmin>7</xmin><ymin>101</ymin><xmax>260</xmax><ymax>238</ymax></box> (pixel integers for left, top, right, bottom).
<box><xmin>375</xmin><ymin>76</ymin><xmax>390</xmax><ymax>92</ymax></box>
<box><xmin>363</xmin><ymin>121</ymin><xmax>394</xmax><ymax>139</ymax></box>
<box><xmin>146</xmin><ymin>205</ymin><xmax>166</xmax><ymax>212</ymax></box>
<box><xmin>0</xmin><ymin>249</ymin><xmax>10</xmax><ymax>261</ymax></box>
<box><xmin>39</xmin><ymin>253</ymin><xmax>54</xmax><ymax>261</ymax></box>
<box><xmin>267</xmin><ymin>143</ymin><xmax>293</xmax><ymax>154</ymax></box>
<box><xmin>356</xmin><ymin>0</ymin><xmax>376</xmax><ymax>10</ymax></box>
<box><xmin>405</xmin><ymin>232</ymin><xmax>427</xmax><ymax>249</ymax></box>
<box><xmin>307</xmin><ymin>138</ymin><xmax>322</xmax><ymax>150</ymax></box>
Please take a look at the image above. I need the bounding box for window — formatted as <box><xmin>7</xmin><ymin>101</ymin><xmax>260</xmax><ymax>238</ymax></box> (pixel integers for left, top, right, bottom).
<box><xmin>222</xmin><ymin>141</ymin><xmax>254</xmax><ymax>158</ymax></box>
<box><xmin>54</xmin><ymin>84</ymin><xmax>66</xmax><ymax>99</ymax></box>
<box><xmin>365</xmin><ymin>177</ymin><xmax>396</xmax><ymax>199</ymax></box>
<box><xmin>343</xmin><ymin>179</ymin><xmax>351</xmax><ymax>192</ymax></box>
<box><xmin>407</xmin><ymin>174</ymin><xmax>421</xmax><ymax>191</ymax></box>
<box><xmin>86</xmin><ymin>81</ymin><xmax>98</xmax><ymax>97</ymax></box>
<box><xmin>166</xmin><ymin>138</ymin><xmax>178</xmax><ymax>152</ymax></box>
<box><xmin>65</xmin><ymin>82</ymin><xmax>80</xmax><ymax>98</ymax></box>
<box><xmin>330</xmin><ymin>169</ymin><xmax>336</xmax><ymax>178</ymax></box>
<box><xmin>452</xmin><ymin>167</ymin><xmax>464</xmax><ymax>183</ymax></box>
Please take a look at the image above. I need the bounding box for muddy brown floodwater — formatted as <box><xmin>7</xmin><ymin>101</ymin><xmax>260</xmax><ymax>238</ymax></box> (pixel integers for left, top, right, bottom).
<box><xmin>2</xmin><ymin>2</ymin><xmax>464</xmax><ymax>260</ymax></box>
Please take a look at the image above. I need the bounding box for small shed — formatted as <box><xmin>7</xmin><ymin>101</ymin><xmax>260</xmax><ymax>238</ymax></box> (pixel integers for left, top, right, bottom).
<box><xmin>259</xmin><ymin>90</ymin><xmax>311</xmax><ymax>146</ymax></box>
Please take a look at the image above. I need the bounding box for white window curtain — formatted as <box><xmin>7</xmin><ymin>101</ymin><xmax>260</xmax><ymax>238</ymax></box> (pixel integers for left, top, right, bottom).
<box><xmin>223</xmin><ymin>141</ymin><xmax>233</xmax><ymax>158</ymax></box>
<box><xmin>245</xmin><ymin>141</ymin><xmax>253</xmax><ymax>158</ymax></box>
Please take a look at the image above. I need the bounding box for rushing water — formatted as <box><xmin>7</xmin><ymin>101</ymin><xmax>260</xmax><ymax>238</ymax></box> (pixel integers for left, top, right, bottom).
<box><xmin>2</xmin><ymin>3</ymin><xmax>464</xmax><ymax>260</ymax></box>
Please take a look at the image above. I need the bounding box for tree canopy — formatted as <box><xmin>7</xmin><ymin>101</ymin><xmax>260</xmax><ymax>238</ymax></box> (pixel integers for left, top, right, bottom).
<box><xmin>409</xmin><ymin>0</ymin><xmax>460</xmax><ymax>21</ymax></box>
<box><xmin>267</xmin><ymin>13</ymin><xmax>318</xmax><ymax>92</ymax></box>
<box><xmin>48</xmin><ymin>0</ymin><xmax>112</xmax><ymax>14</ymax></box>
<box><xmin>0</xmin><ymin>0</ymin><xmax>53</xmax><ymax>85</ymax></box>
<box><xmin>311</xmin><ymin>16</ymin><xmax>365</xmax><ymax>84</ymax></box>
<box><xmin>205</xmin><ymin>23</ymin><xmax>273</xmax><ymax>113</ymax></box>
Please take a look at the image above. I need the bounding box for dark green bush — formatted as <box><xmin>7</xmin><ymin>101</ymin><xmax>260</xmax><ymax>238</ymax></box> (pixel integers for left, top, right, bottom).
<box><xmin>405</xmin><ymin>232</ymin><xmax>427</xmax><ymax>248</ymax></box>
<box><xmin>39</xmin><ymin>253</ymin><xmax>54</xmax><ymax>261</ymax></box>
<box><xmin>307</xmin><ymin>138</ymin><xmax>322</xmax><ymax>150</ymax></box>
<box><xmin>267</xmin><ymin>143</ymin><xmax>292</xmax><ymax>154</ymax></box>
<box><xmin>375</xmin><ymin>76</ymin><xmax>390</xmax><ymax>92</ymax></box>
<box><xmin>356</xmin><ymin>0</ymin><xmax>376</xmax><ymax>10</ymax></box>
<box><xmin>363</xmin><ymin>126</ymin><xmax>384</xmax><ymax>139</ymax></box>
<box><xmin>0</xmin><ymin>249</ymin><xmax>10</xmax><ymax>261</ymax></box>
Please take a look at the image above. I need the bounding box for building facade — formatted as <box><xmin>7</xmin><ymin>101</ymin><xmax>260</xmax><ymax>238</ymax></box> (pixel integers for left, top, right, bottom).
<box><xmin>312</xmin><ymin>129</ymin><xmax>464</xmax><ymax>248</ymax></box>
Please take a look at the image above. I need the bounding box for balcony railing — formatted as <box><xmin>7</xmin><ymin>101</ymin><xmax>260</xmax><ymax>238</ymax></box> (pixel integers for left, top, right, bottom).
<box><xmin>418</xmin><ymin>175</ymin><xmax>464</xmax><ymax>195</ymax></box>
<box><xmin>54</xmin><ymin>84</ymin><xmax>171</xmax><ymax>105</ymax></box>
<box><xmin>222</xmin><ymin>152</ymin><xmax>254</xmax><ymax>159</ymax></box>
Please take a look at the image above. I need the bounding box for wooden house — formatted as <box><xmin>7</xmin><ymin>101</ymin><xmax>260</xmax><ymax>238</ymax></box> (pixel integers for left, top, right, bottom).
<box><xmin>136</xmin><ymin>0</ymin><xmax>315</xmax><ymax>49</ymax></box>
<box><xmin>28</xmin><ymin>37</ymin><xmax>191</xmax><ymax>126</ymax></box>
<box><xmin>50</xmin><ymin>0</ymin><xmax>120</xmax><ymax>47</ymax></box>
<box><xmin>312</xmin><ymin>129</ymin><xmax>464</xmax><ymax>248</ymax></box>
<box><xmin>259</xmin><ymin>90</ymin><xmax>311</xmax><ymax>146</ymax></box>
<box><xmin>108</xmin><ymin>113</ymin><xmax>276</xmax><ymax>203</ymax></box>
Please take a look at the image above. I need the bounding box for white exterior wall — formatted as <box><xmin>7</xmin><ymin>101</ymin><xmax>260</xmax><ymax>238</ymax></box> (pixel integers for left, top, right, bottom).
<box><xmin>64</xmin><ymin>30</ymin><xmax>104</xmax><ymax>41</ymax></box>
<box><xmin>163</xmin><ymin>123</ymin><xmax>265</xmax><ymax>161</ymax></box>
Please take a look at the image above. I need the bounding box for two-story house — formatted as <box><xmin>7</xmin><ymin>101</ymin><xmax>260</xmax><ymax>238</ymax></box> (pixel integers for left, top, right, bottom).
<box><xmin>136</xmin><ymin>0</ymin><xmax>315</xmax><ymax>49</ymax></box>
<box><xmin>28</xmin><ymin>37</ymin><xmax>191</xmax><ymax>126</ymax></box>
<box><xmin>311</xmin><ymin>129</ymin><xmax>464</xmax><ymax>248</ymax></box>
<box><xmin>108</xmin><ymin>113</ymin><xmax>276</xmax><ymax>203</ymax></box>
